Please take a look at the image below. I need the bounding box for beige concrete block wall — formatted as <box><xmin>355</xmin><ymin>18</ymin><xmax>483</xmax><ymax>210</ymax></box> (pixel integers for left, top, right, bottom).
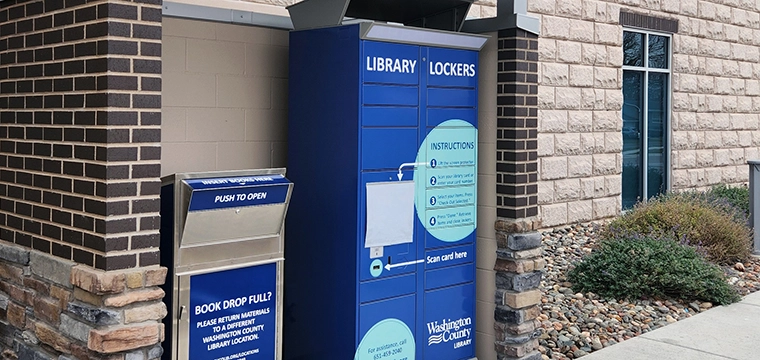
<box><xmin>475</xmin><ymin>32</ymin><xmax>498</xmax><ymax>360</ymax></box>
<box><xmin>161</xmin><ymin>17</ymin><xmax>289</xmax><ymax>176</ymax></box>
<box><xmin>529</xmin><ymin>0</ymin><xmax>760</xmax><ymax>227</ymax></box>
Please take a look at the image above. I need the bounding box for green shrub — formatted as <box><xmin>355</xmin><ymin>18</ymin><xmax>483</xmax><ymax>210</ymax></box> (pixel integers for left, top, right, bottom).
<box><xmin>707</xmin><ymin>184</ymin><xmax>750</xmax><ymax>217</ymax></box>
<box><xmin>568</xmin><ymin>234</ymin><xmax>740</xmax><ymax>305</ymax></box>
<box><xmin>603</xmin><ymin>192</ymin><xmax>751</xmax><ymax>264</ymax></box>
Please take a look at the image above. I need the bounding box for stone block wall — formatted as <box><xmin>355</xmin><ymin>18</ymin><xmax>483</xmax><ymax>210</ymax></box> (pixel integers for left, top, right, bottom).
<box><xmin>529</xmin><ymin>0</ymin><xmax>760</xmax><ymax>227</ymax></box>
<box><xmin>0</xmin><ymin>242</ymin><xmax>167</xmax><ymax>359</ymax></box>
<box><xmin>493</xmin><ymin>219</ymin><xmax>544</xmax><ymax>360</ymax></box>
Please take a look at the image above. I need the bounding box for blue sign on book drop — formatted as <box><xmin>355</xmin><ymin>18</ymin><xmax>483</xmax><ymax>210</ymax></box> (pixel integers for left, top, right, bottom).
<box><xmin>189</xmin><ymin>263</ymin><xmax>277</xmax><ymax>360</ymax></box>
<box><xmin>185</xmin><ymin>175</ymin><xmax>290</xmax><ymax>212</ymax></box>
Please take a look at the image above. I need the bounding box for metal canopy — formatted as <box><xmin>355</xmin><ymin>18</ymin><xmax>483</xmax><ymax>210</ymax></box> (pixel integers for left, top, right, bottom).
<box><xmin>287</xmin><ymin>0</ymin><xmax>474</xmax><ymax>32</ymax></box>
<box><xmin>461</xmin><ymin>0</ymin><xmax>540</xmax><ymax>34</ymax></box>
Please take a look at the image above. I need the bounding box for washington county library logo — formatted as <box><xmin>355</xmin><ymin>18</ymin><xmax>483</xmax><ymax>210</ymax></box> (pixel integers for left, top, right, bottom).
<box><xmin>426</xmin><ymin>317</ymin><xmax>473</xmax><ymax>349</ymax></box>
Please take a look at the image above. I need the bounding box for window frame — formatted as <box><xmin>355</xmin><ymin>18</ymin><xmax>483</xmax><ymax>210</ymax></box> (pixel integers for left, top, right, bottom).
<box><xmin>621</xmin><ymin>28</ymin><xmax>673</xmax><ymax>205</ymax></box>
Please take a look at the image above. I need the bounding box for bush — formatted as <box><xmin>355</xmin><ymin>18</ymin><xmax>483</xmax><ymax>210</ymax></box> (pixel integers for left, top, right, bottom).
<box><xmin>707</xmin><ymin>184</ymin><xmax>750</xmax><ymax>218</ymax></box>
<box><xmin>603</xmin><ymin>192</ymin><xmax>751</xmax><ymax>264</ymax></box>
<box><xmin>568</xmin><ymin>234</ymin><xmax>740</xmax><ymax>305</ymax></box>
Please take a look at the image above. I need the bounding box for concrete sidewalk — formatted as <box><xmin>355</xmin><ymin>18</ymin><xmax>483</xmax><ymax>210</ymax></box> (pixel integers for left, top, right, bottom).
<box><xmin>579</xmin><ymin>291</ymin><xmax>760</xmax><ymax>360</ymax></box>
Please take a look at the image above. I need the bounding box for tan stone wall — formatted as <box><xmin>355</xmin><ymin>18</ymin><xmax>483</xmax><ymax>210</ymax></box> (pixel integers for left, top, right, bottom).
<box><xmin>0</xmin><ymin>243</ymin><xmax>167</xmax><ymax>359</ymax></box>
<box><xmin>529</xmin><ymin>0</ymin><xmax>760</xmax><ymax>227</ymax></box>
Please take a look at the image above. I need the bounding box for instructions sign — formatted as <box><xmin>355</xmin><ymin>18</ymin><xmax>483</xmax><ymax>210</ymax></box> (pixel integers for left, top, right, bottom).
<box><xmin>414</xmin><ymin>119</ymin><xmax>478</xmax><ymax>243</ymax></box>
<box><xmin>190</xmin><ymin>263</ymin><xmax>277</xmax><ymax>360</ymax></box>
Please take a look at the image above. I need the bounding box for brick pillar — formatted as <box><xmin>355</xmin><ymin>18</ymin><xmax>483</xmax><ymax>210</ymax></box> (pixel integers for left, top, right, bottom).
<box><xmin>496</xmin><ymin>28</ymin><xmax>538</xmax><ymax>220</ymax></box>
<box><xmin>493</xmin><ymin>28</ymin><xmax>542</xmax><ymax>360</ymax></box>
<box><xmin>0</xmin><ymin>0</ymin><xmax>165</xmax><ymax>358</ymax></box>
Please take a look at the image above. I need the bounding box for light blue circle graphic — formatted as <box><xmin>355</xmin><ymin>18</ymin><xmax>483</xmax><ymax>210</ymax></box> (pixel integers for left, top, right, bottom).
<box><xmin>370</xmin><ymin>259</ymin><xmax>383</xmax><ymax>278</ymax></box>
<box><xmin>354</xmin><ymin>319</ymin><xmax>415</xmax><ymax>360</ymax></box>
<box><xmin>414</xmin><ymin>119</ymin><xmax>477</xmax><ymax>243</ymax></box>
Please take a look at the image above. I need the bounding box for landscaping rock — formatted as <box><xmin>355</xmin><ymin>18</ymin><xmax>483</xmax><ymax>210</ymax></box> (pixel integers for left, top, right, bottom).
<box><xmin>537</xmin><ymin>223</ymin><xmax>760</xmax><ymax>359</ymax></box>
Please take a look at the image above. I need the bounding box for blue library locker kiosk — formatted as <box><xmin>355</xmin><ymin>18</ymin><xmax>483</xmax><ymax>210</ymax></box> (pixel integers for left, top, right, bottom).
<box><xmin>285</xmin><ymin>22</ymin><xmax>487</xmax><ymax>360</ymax></box>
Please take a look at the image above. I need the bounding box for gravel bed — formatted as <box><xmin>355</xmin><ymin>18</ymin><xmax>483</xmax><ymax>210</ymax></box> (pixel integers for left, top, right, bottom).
<box><xmin>538</xmin><ymin>223</ymin><xmax>760</xmax><ymax>359</ymax></box>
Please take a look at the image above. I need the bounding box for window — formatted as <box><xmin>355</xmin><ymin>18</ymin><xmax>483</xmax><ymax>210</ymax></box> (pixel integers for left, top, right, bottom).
<box><xmin>622</xmin><ymin>30</ymin><xmax>671</xmax><ymax>209</ymax></box>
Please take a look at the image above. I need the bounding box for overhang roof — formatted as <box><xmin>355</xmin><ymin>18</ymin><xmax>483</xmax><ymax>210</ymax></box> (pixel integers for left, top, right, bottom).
<box><xmin>287</xmin><ymin>0</ymin><xmax>474</xmax><ymax>32</ymax></box>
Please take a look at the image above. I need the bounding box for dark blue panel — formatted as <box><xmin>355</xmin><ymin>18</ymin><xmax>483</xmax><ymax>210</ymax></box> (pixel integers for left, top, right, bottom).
<box><xmin>285</xmin><ymin>24</ymin><xmax>361</xmax><ymax>360</ymax></box>
<box><xmin>189</xmin><ymin>263</ymin><xmax>277</xmax><ymax>360</ymax></box>
<box><xmin>360</xmin><ymin>273</ymin><xmax>416</xmax><ymax>303</ymax></box>
<box><xmin>364</xmin><ymin>85</ymin><xmax>419</xmax><ymax>106</ymax></box>
<box><xmin>185</xmin><ymin>174</ymin><xmax>290</xmax><ymax>190</ymax></box>
<box><xmin>361</xmin><ymin>128</ymin><xmax>418</xmax><ymax>170</ymax></box>
<box><xmin>423</xmin><ymin>283</ymin><xmax>475</xmax><ymax>359</ymax></box>
<box><xmin>426</xmin><ymin>47</ymin><xmax>478</xmax><ymax>88</ymax></box>
<box><xmin>424</xmin><ymin>263</ymin><xmax>474</xmax><ymax>290</ymax></box>
<box><xmin>427</xmin><ymin>108</ymin><xmax>476</xmax><ymax>128</ymax></box>
<box><xmin>160</xmin><ymin>184</ymin><xmax>175</xmax><ymax>360</ymax></box>
<box><xmin>427</xmin><ymin>88</ymin><xmax>477</xmax><ymax>107</ymax></box>
<box><xmin>363</xmin><ymin>41</ymin><xmax>420</xmax><ymax>85</ymax></box>
<box><xmin>424</xmin><ymin>244</ymin><xmax>474</xmax><ymax>270</ymax></box>
<box><xmin>188</xmin><ymin>184</ymin><xmax>289</xmax><ymax>212</ymax></box>
<box><xmin>362</xmin><ymin>106</ymin><xmax>419</xmax><ymax>127</ymax></box>
<box><xmin>358</xmin><ymin>295</ymin><xmax>416</xmax><ymax>356</ymax></box>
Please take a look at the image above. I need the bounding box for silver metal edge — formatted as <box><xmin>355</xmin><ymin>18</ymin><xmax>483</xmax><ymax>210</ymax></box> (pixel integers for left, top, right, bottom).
<box><xmin>176</xmin><ymin>243</ymin><xmax>283</xmax><ymax>275</ymax></box>
<box><xmin>171</xmin><ymin>174</ymin><xmax>184</xmax><ymax>360</ymax></box>
<box><xmin>276</xmin><ymin>260</ymin><xmax>284</xmax><ymax>360</ymax></box>
<box><xmin>359</xmin><ymin>22</ymin><xmax>490</xmax><ymax>50</ymax></box>
<box><xmin>177</xmin><ymin>275</ymin><xmax>191</xmax><ymax>360</ymax></box>
<box><xmin>163</xmin><ymin>1</ymin><xmax>294</xmax><ymax>30</ymax></box>
<box><xmin>177</xmin><ymin>257</ymin><xmax>284</xmax><ymax>277</ymax></box>
<box><xmin>172</xmin><ymin>168</ymin><xmax>287</xmax><ymax>182</ymax></box>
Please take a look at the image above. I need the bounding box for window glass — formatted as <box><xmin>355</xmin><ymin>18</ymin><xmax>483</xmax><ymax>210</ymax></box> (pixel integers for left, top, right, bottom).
<box><xmin>622</xmin><ymin>70</ymin><xmax>644</xmax><ymax>209</ymax></box>
<box><xmin>621</xmin><ymin>30</ymin><xmax>671</xmax><ymax>210</ymax></box>
<box><xmin>623</xmin><ymin>32</ymin><xmax>644</xmax><ymax>67</ymax></box>
<box><xmin>648</xmin><ymin>35</ymin><xmax>669</xmax><ymax>69</ymax></box>
<box><xmin>647</xmin><ymin>73</ymin><xmax>668</xmax><ymax>198</ymax></box>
